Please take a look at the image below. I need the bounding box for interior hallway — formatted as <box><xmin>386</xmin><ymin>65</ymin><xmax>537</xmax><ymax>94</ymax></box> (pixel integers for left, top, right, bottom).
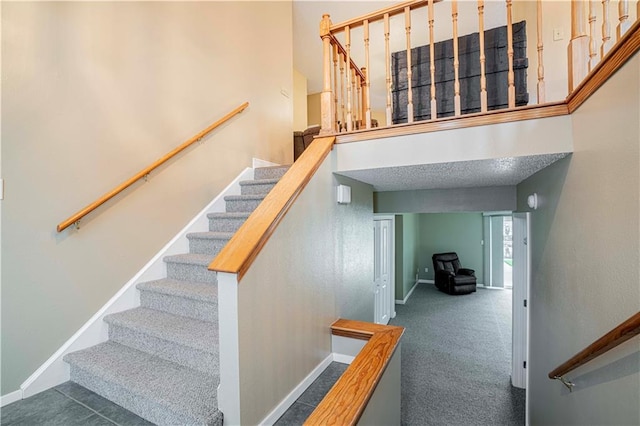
<box><xmin>390</xmin><ymin>283</ymin><xmax>525</xmax><ymax>425</ymax></box>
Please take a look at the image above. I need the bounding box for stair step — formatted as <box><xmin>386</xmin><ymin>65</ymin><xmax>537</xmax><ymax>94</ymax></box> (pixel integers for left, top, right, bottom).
<box><xmin>137</xmin><ymin>278</ymin><xmax>217</xmax><ymax>323</ymax></box>
<box><xmin>254</xmin><ymin>165</ymin><xmax>289</xmax><ymax>180</ymax></box>
<box><xmin>207</xmin><ymin>212</ymin><xmax>251</xmax><ymax>233</ymax></box>
<box><xmin>64</xmin><ymin>341</ymin><xmax>222</xmax><ymax>426</ymax></box>
<box><xmin>239</xmin><ymin>178</ymin><xmax>280</xmax><ymax>195</ymax></box>
<box><xmin>104</xmin><ymin>307</ymin><xmax>218</xmax><ymax>375</ymax></box>
<box><xmin>187</xmin><ymin>232</ymin><xmax>233</xmax><ymax>256</ymax></box>
<box><xmin>164</xmin><ymin>253</ymin><xmax>217</xmax><ymax>285</ymax></box>
<box><xmin>224</xmin><ymin>194</ymin><xmax>266</xmax><ymax>212</ymax></box>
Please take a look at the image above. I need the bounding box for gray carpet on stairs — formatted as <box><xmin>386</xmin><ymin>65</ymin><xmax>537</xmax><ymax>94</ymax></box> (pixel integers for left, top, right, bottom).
<box><xmin>390</xmin><ymin>283</ymin><xmax>526</xmax><ymax>426</ymax></box>
<box><xmin>63</xmin><ymin>166</ymin><xmax>290</xmax><ymax>425</ymax></box>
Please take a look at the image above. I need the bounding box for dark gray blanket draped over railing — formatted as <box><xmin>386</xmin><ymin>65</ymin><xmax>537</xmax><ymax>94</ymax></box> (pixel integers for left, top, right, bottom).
<box><xmin>392</xmin><ymin>21</ymin><xmax>529</xmax><ymax>123</ymax></box>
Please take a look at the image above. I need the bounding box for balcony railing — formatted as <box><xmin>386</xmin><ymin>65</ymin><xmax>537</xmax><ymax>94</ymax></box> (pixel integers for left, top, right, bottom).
<box><xmin>318</xmin><ymin>0</ymin><xmax>639</xmax><ymax>136</ymax></box>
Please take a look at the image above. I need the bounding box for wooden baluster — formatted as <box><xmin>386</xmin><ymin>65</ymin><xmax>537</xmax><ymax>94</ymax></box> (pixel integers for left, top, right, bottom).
<box><xmin>352</xmin><ymin>68</ymin><xmax>357</xmax><ymax>129</ymax></box>
<box><xmin>345</xmin><ymin>26</ymin><xmax>353</xmax><ymax>132</ymax></box>
<box><xmin>506</xmin><ymin>0</ymin><xmax>515</xmax><ymax>108</ymax></box>
<box><xmin>333</xmin><ymin>43</ymin><xmax>339</xmax><ymax>132</ymax></box>
<box><xmin>340</xmin><ymin>53</ymin><xmax>346</xmax><ymax>132</ymax></box>
<box><xmin>428</xmin><ymin>0</ymin><xmax>437</xmax><ymax>119</ymax></box>
<box><xmin>405</xmin><ymin>6</ymin><xmax>414</xmax><ymax>123</ymax></box>
<box><xmin>384</xmin><ymin>13</ymin><xmax>393</xmax><ymax>126</ymax></box>
<box><xmin>537</xmin><ymin>0</ymin><xmax>546</xmax><ymax>103</ymax></box>
<box><xmin>364</xmin><ymin>20</ymin><xmax>372</xmax><ymax>129</ymax></box>
<box><xmin>589</xmin><ymin>0</ymin><xmax>598</xmax><ymax>70</ymax></box>
<box><xmin>617</xmin><ymin>0</ymin><xmax>630</xmax><ymax>39</ymax></box>
<box><xmin>452</xmin><ymin>0</ymin><xmax>462</xmax><ymax>115</ymax></box>
<box><xmin>319</xmin><ymin>14</ymin><xmax>334</xmax><ymax>135</ymax></box>
<box><xmin>478</xmin><ymin>0</ymin><xmax>488</xmax><ymax>112</ymax></box>
<box><xmin>568</xmin><ymin>0</ymin><xmax>589</xmax><ymax>92</ymax></box>
<box><xmin>601</xmin><ymin>0</ymin><xmax>614</xmax><ymax>57</ymax></box>
<box><xmin>356</xmin><ymin>72</ymin><xmax>362</xmax><ymax>129</ymax></box>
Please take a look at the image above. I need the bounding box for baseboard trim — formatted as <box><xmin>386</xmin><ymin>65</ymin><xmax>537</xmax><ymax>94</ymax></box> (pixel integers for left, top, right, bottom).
<box><xmin>258</xmin><ymin>354</ymin><xmax>333</xmax><ymax>425</ymax></box>
<box><xmin>1</xmin><ymin>390</ymin><xmax>22</xmax><ymax>407</ymax></box>
<box><xmin>419</xmin><ymin>279</ymin><xmax>434</xmax><ymax>284</ymax></box>
<box><xmin>20</xmin><ymin>168</ymin><xmax>254</xmax><ymax>399</ymax></box>
<box><xmin>395</xmin><ymin>279</ymin><xmax>420</xmax><ymax>305</ymax></box>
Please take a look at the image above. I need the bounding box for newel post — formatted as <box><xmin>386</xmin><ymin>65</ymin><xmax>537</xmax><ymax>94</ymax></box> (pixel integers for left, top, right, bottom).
<box><xmin>568</xmin><ymin>0</ymin><xmax>590</xmax><ymax>92</ymax></box>
<box><xmin>320</xmin><ymin>14</ymin><xmax>335</xmax><ymax>135</ymax></box>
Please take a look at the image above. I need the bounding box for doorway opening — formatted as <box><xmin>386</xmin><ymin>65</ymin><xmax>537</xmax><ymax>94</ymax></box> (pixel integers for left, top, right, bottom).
<box><xmin>483</xmin><ymin>213</ymin><xmax>513</xmax><ymax>289</ymax></box>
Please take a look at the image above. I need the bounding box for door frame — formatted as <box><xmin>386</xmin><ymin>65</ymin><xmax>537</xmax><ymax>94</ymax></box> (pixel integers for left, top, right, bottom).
<box><xmin>374</xmin><ymin>214</ymin><xmax>396</xmax><ymax>320</ymax></box>
<box><xmin>512</xmin><ymin>213</ymin><xmax>531</xmax><ymax>395</ymax></box>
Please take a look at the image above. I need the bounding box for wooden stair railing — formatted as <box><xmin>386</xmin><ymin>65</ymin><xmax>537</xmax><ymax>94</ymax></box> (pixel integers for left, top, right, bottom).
<box><xmin>319</xmin><ymin>0</ymin><xmax>640</xmax><ymax>135</ymax></box>
<box><xmin>304</xmin><ymin>319</ymin><xmax>404</xmax><ymax>426</ymax></box>
<box><xmin>208</xmin><ymin>135</ymin><xmax>336</xmax><ymax>279</ymax></box>
<box><xmin>548</xmin><ymin>311</ymin><xmax>640</xmax><ymax>389</ymax></box>
<box><xmin>56</xmin><ymin>102</ymin><xmax>249</xmax><ymax>232</ymax></box>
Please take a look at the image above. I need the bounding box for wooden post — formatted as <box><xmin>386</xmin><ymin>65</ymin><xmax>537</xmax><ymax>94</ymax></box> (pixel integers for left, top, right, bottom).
<box><xmin>405</xmin><ymin>6</ymin><xmax>414</xmax><ymax>123</ymax></box>
<box><xmin>601</xmin><ymin>0</ymin><xmax>614</xmax><ymax>58</ymax></box>
<box><xmin>537</xmin><ymin>0</ymin><xmax>546</xmax><ymax>103</ymax></box>
<box><xmin>319</xmin><ymin>14</ymin><xmax>335</xmax><ymax>135</ymax></box>
<box><xmin>478</xmin><ymin>0</ymin><xmax>488</xmax><ymax>112</ymax></box>
<box><xmin>356</xmin><ymin>72</ymin><xmax>362</xmax><ymax>128</ymax></box>
<box><xmin>617</xmin><ymin>0</ymin><xmax>630</xmax><ymax>39</ymax></box>
<box><xmin>429</xmin><ymin>0</ymin><xmax>437</xmax><ymax>120</ymax></box>
<box><xmin>568</xmin><ymin>0</ymin><xmax>589</xmax><ymax>92</ymax></box>
<box><xmin>364</xmin><ymin>20</ymin><xmax>372</xmax><ymax>129</ymax></box>
<box><xmin>384</xmin><ymin>13</ymin><xmax>393</xmax><ymax>126</ymax></box>
<box><xmin>340</xmin><ymin>53</ymin><xmax>346</xmax><ymax>131</ymax></box>
<box><xmin>345</xmin><ymin>25</ymin><xmax>353</xmax><ymax>132</ymax></box>
<box><xmin>506</xmin><ymin>0</ymin><xmax>516</xmax><ymax>108</ymax></box>
<box><xmin>332</xmin><ymin>43</ymin><xmax>339</xmax><ymax>132</ymax></box>
<box><xmin>589</xmin><ymin>0</ymin><xmax>598</xmax><ymax>70</ymax></box>
<box><xmin>452</xmin><ymin>0</ymin><xmax>462</xmax><ymax>116</ymax></box>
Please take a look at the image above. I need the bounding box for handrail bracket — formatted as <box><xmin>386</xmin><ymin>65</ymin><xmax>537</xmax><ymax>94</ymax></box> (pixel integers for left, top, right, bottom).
<box><xmin>553</xmin><ymin>375</ymin><xmax>575</xmax><ymax>392</ymax></box>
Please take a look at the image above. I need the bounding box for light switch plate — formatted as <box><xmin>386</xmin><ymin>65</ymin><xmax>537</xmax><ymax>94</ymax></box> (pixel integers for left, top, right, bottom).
<box><xmin>553</xmin><ymin>27</ymin><xmax>564</xmax><ymax>41</ymax></box>
<box><xmin>0</xmin><ymin>179</ymin><xmax>4</xmax><ymax>200</ymax></box>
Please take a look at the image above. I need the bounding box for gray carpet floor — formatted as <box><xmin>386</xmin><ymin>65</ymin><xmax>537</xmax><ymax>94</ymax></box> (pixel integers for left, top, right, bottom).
<box><xmin>390</xmin><ymin>284</ymin><xmax>525</xmax><ymax>426</ymax></box>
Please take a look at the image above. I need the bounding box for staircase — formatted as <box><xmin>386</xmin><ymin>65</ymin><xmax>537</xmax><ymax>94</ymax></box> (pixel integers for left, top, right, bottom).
<box><xmin>63</xmin><ymin>165</ymin><xmax>289</xmax><ymax>426</ymax></box>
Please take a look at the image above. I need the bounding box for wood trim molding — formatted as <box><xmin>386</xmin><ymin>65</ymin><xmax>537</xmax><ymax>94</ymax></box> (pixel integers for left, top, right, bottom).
<box><xmin>548</xmin><ymin>311</ymin><xmax>640</xmax><ymax>379</ymax></box>
<box><xmin>208</xmin><ymin>136</ymin><xmax>336</xmax><ymax>280</ymax></box>
<box><xmin>567</xmin><ymin>19</ymin><xmax>640</xmax><ymax>113</ymax></box>
<box><xmin>330</xmin><ymin>0</ymin><xmax>443</xmax><ymax>32</ymax></box>
<box><xmin>304</xmin><ymin>319</ymin><xmax>405</xmax><ymax>426</ymax></box>
<box><xmin>334</xmin><ymin>101</ymin><xmax>569</xmax><ymax>144</ymax></box>
<box><xmin>56</xmin><ymin>102</ymin><xmax>249</xmax><ymax>232</ymax></box>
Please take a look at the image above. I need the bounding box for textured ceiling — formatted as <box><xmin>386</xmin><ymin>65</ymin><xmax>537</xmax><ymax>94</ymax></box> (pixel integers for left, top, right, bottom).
<box><xmin>336</xmin><ymin>154</ymin><xmax>569</xmax><ymax>191</ymax></box>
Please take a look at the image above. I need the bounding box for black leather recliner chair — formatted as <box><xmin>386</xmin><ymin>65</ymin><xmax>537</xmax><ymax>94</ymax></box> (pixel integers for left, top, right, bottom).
<box><xmin>432</xmin><ymin>252</ymin><xmax>477</xmax><ymax>295</ymax></box>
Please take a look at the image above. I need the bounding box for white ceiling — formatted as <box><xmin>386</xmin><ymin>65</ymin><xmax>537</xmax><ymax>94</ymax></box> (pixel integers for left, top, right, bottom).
<box><xmin>336</xmin><ymin>153</ymin><xmax>569</xmax><ymax>191</ymax></box>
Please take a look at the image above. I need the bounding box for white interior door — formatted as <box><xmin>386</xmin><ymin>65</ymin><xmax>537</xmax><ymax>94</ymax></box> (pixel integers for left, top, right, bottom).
<box><xmin>374</xmin><ymin>219</ymin><xmax>392</xmax><ymax>324</ymax></box>
<box><xmin>512</xmin><ymin>212</ymin><xmax>530</xmax><ymax>389</ymax></box>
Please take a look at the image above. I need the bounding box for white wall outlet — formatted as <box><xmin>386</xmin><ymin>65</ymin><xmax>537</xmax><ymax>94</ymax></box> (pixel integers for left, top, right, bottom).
<box><xmin>424</xmin><ymin>268</ymin><xmax>429</xmax><ymax>273</ymax></box>
<box><xmin>553</xmin><ymin>27</ymin><xmax>564</xmax><ymax>41</ymax></box>
<box><xmin>0</xmin><ymin>178</ymin><xmax>4</xmax><ymax>200</ymax></box>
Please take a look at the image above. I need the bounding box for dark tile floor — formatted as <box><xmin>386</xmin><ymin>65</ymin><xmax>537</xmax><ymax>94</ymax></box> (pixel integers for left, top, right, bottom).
<box><xmin>1</xmin><ymin>382</ymin><xmax>152</xmax><ymax>426</ymax></box>
<box><xmin>274</xmin><ymin>361</ymin><xmax>348</xmax><ymax>425</ymax></box>
<box><xmin>0</xmin><ymin>362</ymin><xmax>347</xmax><ymax>426</ymax></box>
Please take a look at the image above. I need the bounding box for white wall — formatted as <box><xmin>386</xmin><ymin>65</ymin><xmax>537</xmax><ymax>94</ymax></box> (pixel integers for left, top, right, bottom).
<box><xmin>293</xmin><ymin>69</ymin><xmax>308</xmax><ymax>131</ymax></box>
<box><xmin>517</xmin><ymin>54</ymin><xmax>639</xmax><ymax>425</ymax></box>
<box><xmin>1</xmin><ymin>1</ymin><xmax>293</xmax><ymax>395</ymax></box>
<box><xmin>233</xmin><ymin>151</ymin><xmax>374</xmax><ymax>424</ymax></box>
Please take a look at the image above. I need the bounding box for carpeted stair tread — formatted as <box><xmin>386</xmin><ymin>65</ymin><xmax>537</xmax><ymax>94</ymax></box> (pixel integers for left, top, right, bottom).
<box><xmin>186</xmin><ymin>232</ymin><xmax>234</xmax><ymax>241</ymax></box>
<box><xmin>206</xmin><ymin>212</ymin><xmax>251</xmax><ymax>220</ymax></box>
<box><xmin>164</xmin><ymin>253</ymin><xmax>214</xmax><ymax>266</ymax></box>
<box><xmin>224</xmin><ymin>194</ymin><xmax>266</xmax><ymax>201</ymax></box>
<box><xmin>239</xmin><ymin>178</ymin><xmax>280</xmax><ymax>186</ymax></box>
<box><xmin>64</xmin><ymin>341</ymin><xmax>220</xmax><ymax>425</ymax></box>
<box><xmin>137</xmin><ymin>279</ymin><xmax>217</xmax><ymax>303</ymax></box>
<box><xmin>254</xmin><ymin>165</ymin><xmax>290</xmax><ymax>180</ymax></box>
<box><xmin>104</xmin><ymin>307</ymin><xmax>217</xmax><ymax>353</ymax></box>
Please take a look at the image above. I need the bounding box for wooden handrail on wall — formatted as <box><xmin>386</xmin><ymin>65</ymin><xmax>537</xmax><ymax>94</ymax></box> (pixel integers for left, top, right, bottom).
<box><xmin>56</xmin><ymin>102</ymin><xmax>249</xmax><ymax>232</ymax></box>
<box><xmin>208</xmin><ymin>136</ymin><xmax>336</xmax><ymax>280</ymax></box>
<box><xmin>304</xmin><ymin>319</ymin><xmax>404</xmax><ymax>426</ymax></box>
<box><xmin>548</xmin><ymin>311</ymin><xmax>640</xmax><ymax>380</ymax></box>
